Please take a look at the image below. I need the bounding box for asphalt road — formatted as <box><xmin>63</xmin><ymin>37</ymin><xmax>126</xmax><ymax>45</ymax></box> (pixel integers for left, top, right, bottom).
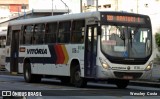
<box><xmin>0</xmin><ymin>75</ymin><xmax>159</xmax><ymax>99</ymax></box>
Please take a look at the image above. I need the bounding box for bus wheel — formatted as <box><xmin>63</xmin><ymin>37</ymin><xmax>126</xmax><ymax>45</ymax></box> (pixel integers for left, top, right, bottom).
<box><xmin>23</xmin><ymin>62</ymin><xmax>41</xmax><ymax>83</ymax></box>
<box><xmin>72</xmin><ymin>66</ymin><xmax>87</xmax><ymax>88</ymax></box>
<box><xmin>60</xmin><ymin>77</ymin><xmax>70</xmax><ymax>85</ymax></box>
<box><xmin>24</xmin><ymin>62</ymin><xmax>33</xmax><ymax>83</ymax></box>
<box><xmin>115</xmin><ymin>79</ymin><xmax>129</xmax><ymax>89</ymax></box>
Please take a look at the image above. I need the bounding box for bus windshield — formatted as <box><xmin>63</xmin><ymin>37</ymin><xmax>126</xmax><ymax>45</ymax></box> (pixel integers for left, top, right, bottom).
<box><xmin>101</xmin><ymin>25</ymin><xmax>151</xmax><ymax>58</ymax></box>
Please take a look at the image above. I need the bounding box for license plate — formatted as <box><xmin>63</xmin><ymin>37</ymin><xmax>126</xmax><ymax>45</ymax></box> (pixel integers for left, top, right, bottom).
<box><xmin>123</xmin><ymin>76</ymin><xmax>133</xmax><ymax>79</ymax></box>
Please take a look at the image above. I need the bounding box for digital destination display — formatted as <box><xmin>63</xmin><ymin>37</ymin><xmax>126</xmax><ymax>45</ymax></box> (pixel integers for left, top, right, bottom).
<box><xmin>106</xmin><ymin>15</ymin><xmax>145</xmax><ymax>24</ymax></box>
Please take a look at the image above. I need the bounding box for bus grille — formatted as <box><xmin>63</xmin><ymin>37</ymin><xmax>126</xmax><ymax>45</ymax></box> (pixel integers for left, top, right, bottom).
<box><xmin>114</xmin><ymin>71</ymin><xmax>143</xmax><ymax>79</ymax></box>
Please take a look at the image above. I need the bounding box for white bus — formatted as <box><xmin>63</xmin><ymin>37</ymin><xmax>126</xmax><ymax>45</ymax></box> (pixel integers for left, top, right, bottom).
<box><xmin>5</xmin><ymin>11</ymin><xmax>153</xmax><ymax>88</ymax></box>
<box><xmin>0</xmin><ymin>29</ymin><xmax>7</xmax><ymax>70</ymax></box>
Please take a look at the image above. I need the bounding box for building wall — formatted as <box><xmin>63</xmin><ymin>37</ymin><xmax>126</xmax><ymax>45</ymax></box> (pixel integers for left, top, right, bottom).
<box><xmin>0</xmin><ymin>0</ymin><xmax>29</xmax><ymax>19</ymax></box>
<box><xmin>0</xmin><ymin>0</ymin><xmax>28</xmax><ymax>4</ymax></box>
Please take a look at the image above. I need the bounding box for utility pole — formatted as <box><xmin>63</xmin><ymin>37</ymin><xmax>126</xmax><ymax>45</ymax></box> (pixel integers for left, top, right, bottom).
<box><xmin>96</xmin><ymin>0</ymin><xmax>98</xmax><ymax>11</ymax></box>
<box><xmin>60</xmin><ymin>0</ymin><xmax>69</xmax><ymax>14</ymax></box>
<box><xmin>52</xmin><ymin>0</ymin><xmax>53</xmax><ymax>16</ymax></box>
<box><xmin>80</xmin><ymin>0</ymin><xmax>82</xmax><ymax>12</ymax></box>
<box><xmin>137</xmin><ymin>0</ymin><xmax>138</xmax><ymax>13</ymax></box>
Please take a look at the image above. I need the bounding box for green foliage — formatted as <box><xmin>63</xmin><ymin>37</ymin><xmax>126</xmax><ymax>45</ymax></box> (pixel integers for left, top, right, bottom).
<box><xmin>155</xmin><ymin>33</ymin><xmax>160</xmax><ymax>61</ymax></box>
<box><xmin>155</xmin><ymin>33</ymin><xmax>160</xmax><ymax>47</ymax></box>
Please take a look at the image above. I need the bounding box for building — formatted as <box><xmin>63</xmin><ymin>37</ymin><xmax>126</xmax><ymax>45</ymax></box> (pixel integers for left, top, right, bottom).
<box><xmin>0</xmin><ymin>0</ymin><xmax>70</xmax><ymax>31</ymax></box>
<box><xmin>0</xmin><ymin>0</ymin><xmax>29</xmax><ymax>19</ymax></box>
<box><xmin>0</xmin><ymin>9</ymin><xmax>69</xmax><ymax>31</ymax></box>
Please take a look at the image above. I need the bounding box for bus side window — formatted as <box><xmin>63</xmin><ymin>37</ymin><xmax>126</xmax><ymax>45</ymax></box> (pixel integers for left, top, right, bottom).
<box><xmin>20</xmin><ymin>26</ymin><xmax>26</xmax><ymax>44</ymax></box>
<box><xmin>0</xmin><ymin>36</ymin><xmax>6</xmax><ymax>48</ymax></box>
<box><xmin>58</xmin><ymin>21</ymin><xmax>71</xmax><ymax>43</ymax></box>
<box><xmin>45</xmin><ymin>23</ymin><xmax>57</xmax><ymax>44</ymax></box>
<box><xmin>6</xmin><ymin>27</ymin><xmax>12</xmax><ymax>46</ymax></box>
<box><xmin>71</xmin><ymin>20</ymin><xmax>85</xmax><ymax>43</ymax></box>
<box><xmin>24</xmin><ymin>25</ymin><xmax>33</xmax><ymax>44</ymax></box>
<box><xmin>34</xmin><ymin>24</ymin><xmax>45</xmax><ymax>44</ymax></box>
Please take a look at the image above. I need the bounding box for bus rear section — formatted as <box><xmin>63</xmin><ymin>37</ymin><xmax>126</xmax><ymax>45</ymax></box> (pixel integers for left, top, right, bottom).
<box><xmin>5</xmin><ymin>12</ymin><xmax>153</xmax><ymax>89</ymax></box>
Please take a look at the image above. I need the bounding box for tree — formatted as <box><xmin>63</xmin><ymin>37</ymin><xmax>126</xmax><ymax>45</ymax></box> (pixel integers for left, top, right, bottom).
<box><xmin>155</xmin><ymin>33</ymin><xmax>160</xmax><ymax>47</ymax></box>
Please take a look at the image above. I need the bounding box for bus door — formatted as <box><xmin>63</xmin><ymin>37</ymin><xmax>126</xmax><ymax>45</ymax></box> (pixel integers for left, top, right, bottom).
<box><xmin>85</xmin><ymin>25</ymin><xmax>97</xmax><ymax>77</ymax></box>
<box><xmin>10</xmin><ymin>29</ymin><xmax>20</xmax><ymax>74</ymax></box>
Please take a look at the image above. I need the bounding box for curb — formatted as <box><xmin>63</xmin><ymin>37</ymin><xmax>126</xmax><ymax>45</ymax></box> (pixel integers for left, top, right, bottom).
<box><xmin>129</xmin><ymin>80</ymin><xmax>160</xmax><ymax>88</ymax></box>
<box><xmin>0</xmin><ymin>71</ymin><xmax>10</xmax><ymax>75</ymax></box>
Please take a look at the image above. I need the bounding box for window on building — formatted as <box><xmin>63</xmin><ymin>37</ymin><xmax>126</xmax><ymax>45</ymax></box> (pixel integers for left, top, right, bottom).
<box><xmin>103</xmin><ymin>4</ymin><xmax>111</xmax><ymax>8</ymax></box>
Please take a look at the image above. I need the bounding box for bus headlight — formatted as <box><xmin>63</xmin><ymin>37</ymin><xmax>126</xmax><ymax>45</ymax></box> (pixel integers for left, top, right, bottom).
<box><xmin>145</xmin><ymin>61</ymin><xmax>152</xmax><ymax>71</ymax></box>
<box><xmin>99</xmin><ymin>58</ymin><xmax>110</xmax><ymax>69</ymax></box>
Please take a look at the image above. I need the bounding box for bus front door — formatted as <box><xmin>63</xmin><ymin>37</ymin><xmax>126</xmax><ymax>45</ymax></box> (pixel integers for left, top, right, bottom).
<box><xmin>85</xmin><ymin>25</ymin><xmax>97</xmax><ymax>77</ymax></box>
<box><xmin>10</xmin><ymin>30</ymin><xmax>19</xmax><ymax>74</ymax></box>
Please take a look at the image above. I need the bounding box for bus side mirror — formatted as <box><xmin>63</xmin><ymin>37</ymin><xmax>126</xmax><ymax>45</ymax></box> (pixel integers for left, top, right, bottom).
<box><xmin>97</xmin><ymin>26</ymin><xmax>101</xmax><ymax>35</ymax></box>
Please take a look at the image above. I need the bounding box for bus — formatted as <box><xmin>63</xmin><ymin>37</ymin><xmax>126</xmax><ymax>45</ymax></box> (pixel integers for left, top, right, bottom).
<box><xmin>0</xmin><ymin>29</ymin><xmax>7</xmax><ymax>70</ymax></box>
<box><xmin>5</xmin><ymin>11</ymin><xmax>153</xmax><ymax>88</ymax></box>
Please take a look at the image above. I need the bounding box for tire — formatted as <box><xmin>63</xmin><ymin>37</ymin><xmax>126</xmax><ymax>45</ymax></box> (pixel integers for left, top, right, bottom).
<box><xmin>115</xmin><ymin>79</ymin><xmax>129</xmax><ymax>89</ymax></box>
<box><xmin>23</xmin><ymin>62</ymin><xmax>41</xmax><ymax>83</ymax></box>
<box><xmin>60</xmin><ymin>77</ymin><xmax>70</xmax><ymax>85</ymax></box>
<box><xmin>71</xmin><ymin>65</ymin><xmax>87</xmax><ymax>88</ymax></box>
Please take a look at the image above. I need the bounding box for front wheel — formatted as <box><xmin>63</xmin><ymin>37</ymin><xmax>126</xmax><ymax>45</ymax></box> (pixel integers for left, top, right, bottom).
<box><xmin>72</xmin><ymin>66</ymin><xmax>87</xmax><ymax>88</ymax></box>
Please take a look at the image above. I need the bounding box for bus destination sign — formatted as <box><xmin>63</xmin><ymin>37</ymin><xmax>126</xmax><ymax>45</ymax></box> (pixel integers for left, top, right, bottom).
<box><xmin>106</xmin><ymin>15</ymin><xmax>145</xmax><ymax>24</ymax></box>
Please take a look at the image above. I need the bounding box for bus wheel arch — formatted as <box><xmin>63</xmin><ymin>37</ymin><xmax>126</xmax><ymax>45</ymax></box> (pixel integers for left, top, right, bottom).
<box><xmin>23</xmin><ymin>58</ymin><xmax>41</xmax><ymax>83</ymax></box>
<box><xmin>23</xmin><ymin>58</ymin><xmax>32</xmax><ymax>83</ymax></box>
<box><xmin>70</xmin><ymin>59</ymin><xmax>87</xmax><ymax>87</ymax></box>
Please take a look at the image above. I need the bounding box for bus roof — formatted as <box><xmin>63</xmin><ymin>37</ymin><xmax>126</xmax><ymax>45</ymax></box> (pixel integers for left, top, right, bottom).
<box><xmin>8</xmin><ymin>11</ymin><xmax>149</xmax><ymax>26</ymax></box>
<box><xmin>8</xmin><ymin>11</ymin><xmax>101</xmax><ymax>26</ymax></box>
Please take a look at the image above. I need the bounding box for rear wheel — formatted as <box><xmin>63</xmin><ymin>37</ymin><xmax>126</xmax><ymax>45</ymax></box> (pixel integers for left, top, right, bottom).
<box><xmin>23</xmin><ymin>62</ymin><xmax>41</xmax><ymax>83</ymax></box>
<box><xmin>71</xmin><ymin>65</ymin><xmax>87</xmax><ymax>88</ymax></box>
<box><xmin>115</xmin><ymin>79</ymin><xmax>129</xmax><ymax>89</ymax></box>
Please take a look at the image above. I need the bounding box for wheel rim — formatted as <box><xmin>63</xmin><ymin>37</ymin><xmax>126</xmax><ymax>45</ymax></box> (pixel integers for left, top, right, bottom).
<box><xmin>75</xmin><ymin>71</ymin><xmax>81</xmax><ymax>82</ymax></box>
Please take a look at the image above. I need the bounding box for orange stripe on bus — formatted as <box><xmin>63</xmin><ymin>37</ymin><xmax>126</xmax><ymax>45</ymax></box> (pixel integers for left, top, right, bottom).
<box><xmin>61</xmin><ymin>45</ymin><xmax>69</xmax><ymax>64</ymax></box>
<box><xmin>56</xmin><ymin>45</ymin><xmax>65</xmax><ymax>64</ymax></box>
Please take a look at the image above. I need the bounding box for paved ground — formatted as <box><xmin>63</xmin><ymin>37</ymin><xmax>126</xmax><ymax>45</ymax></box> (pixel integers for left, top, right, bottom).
<box><xmin>0</xmin><ymin>70</ymin><xmax>160</xmax><ymax>88</ymax></box>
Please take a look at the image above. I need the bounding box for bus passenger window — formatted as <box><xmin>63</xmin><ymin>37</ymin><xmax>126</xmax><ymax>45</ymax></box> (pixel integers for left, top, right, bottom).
<box><xmin>45</xmin><ymin>23</ymin><xmax>57</xmax><ymax>44</ymax></box>
<box><xmin>6</xmin><ymin>27</ymin><xmax>11</xmax><ymax>46</ymax></box>
<box><xmin>0</xmin><ymin>36</ymin><xmax>6</xmax><ymax>48</ymax></box>
<box><xmin>58</xmin><ymin>21</ymin><xmax>71</xmax><ymax>43</ymax></box>
<box><xmin>34</xmin><ymin>24</ymin><xmax>45</xmax><ymax>44</ymax></box>
<box><xmin>81</xmin><ymin>36</ymin><xmax>84</xmax><ymax>43</ymax></box>
<box><xmin>24</xmin><ymin>25</ymin><xmax>34</xmax><ymax>44</ymax></box>
<box><xmin>71</xmin><ymin>20</ymin><xmax>85</xmax><ymax>43</ymax></box>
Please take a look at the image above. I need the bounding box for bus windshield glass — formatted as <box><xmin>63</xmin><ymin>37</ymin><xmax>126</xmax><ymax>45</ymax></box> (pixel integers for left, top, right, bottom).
<box><xmin>101</xmin><ymin>25</ymin><xmax>151</xmax><ymax>58</ymax></box>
